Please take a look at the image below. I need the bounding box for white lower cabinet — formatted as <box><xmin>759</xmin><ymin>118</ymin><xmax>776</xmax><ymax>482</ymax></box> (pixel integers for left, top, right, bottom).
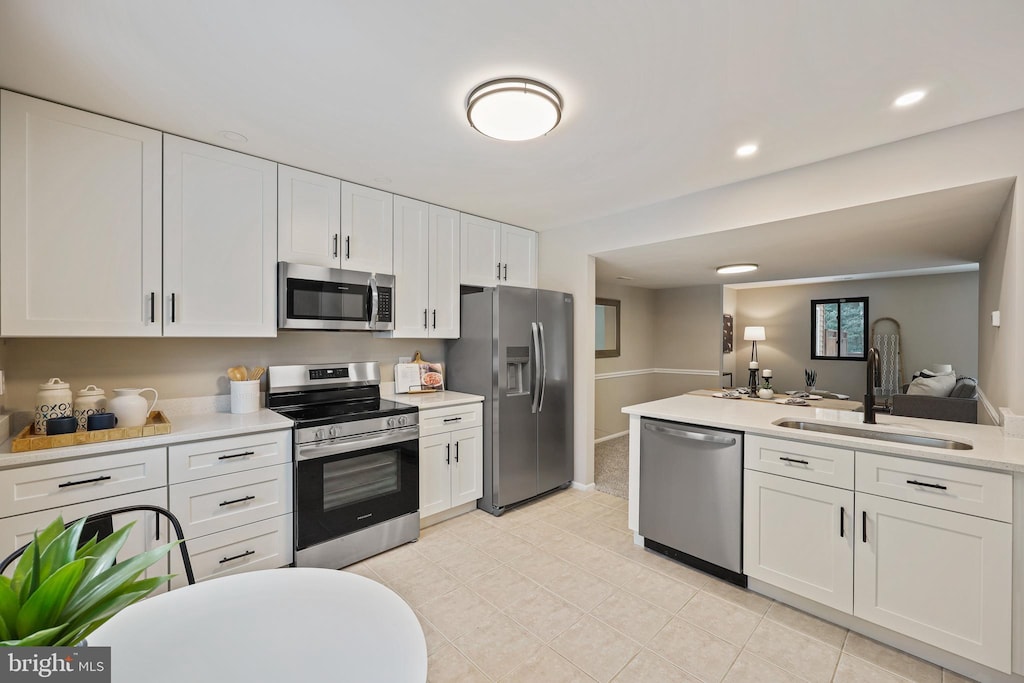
<box><xmin>170</xmin><ymin>513</ymin><xmax>292</xmax><ymax>589</ymax></box>
<box><xmin>743</xmin><ymin>470</ymin><xmax>853</xmax><ymax>612</ymax></box>
<box><xmin>743</xmin><ymin>440</ymin><xmax>1013</xmax><ymax>673</ymax></box>
<box><xmin>855</xmin><ymin>492</ymin><xmax>1011</xmax><ymax>672</ymax></box>
<box><xmin>419</xmin><ymin>407</ymin><xmax>483</xmax><ymax>519</ymax></box>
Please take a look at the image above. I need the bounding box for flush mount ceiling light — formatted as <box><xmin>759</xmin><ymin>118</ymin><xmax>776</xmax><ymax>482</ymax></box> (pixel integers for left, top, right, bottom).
<box><xmin>466</xmin><ymin>78</ymin><xmax>563</xmax><ymax>141</ymax></box>
<box><xmin>893</xmin><ymin>90</ymin><xmax>926</xmax><ymax>108</ymax></box>
<box><xmin>716</xmin><ymin>263</ymin><xmax>759</xmax><ymax>275</ymax></box>
<box><xmin>735</xmin><ymin>143</ymin><xmax>758</xmax><ymax>157</ymax></box>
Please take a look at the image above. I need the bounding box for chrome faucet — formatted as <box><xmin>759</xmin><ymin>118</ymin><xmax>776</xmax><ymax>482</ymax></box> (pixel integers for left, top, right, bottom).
<box><xmin>864</xmin><ymin>347</ymin><xmax>881</xmax><ymax>424</ymax></box>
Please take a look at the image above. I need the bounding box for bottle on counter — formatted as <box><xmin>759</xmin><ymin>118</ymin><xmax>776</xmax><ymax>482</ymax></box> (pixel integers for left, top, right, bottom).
<box><xmin>34</xmin><ymin>378</ymin><xmax>73</xmax><ymax>435</ymax></box>
<box><xmin>74</xmin><ymin>385</ymin><xmax>108</xmax><ymax>431</ymax></box>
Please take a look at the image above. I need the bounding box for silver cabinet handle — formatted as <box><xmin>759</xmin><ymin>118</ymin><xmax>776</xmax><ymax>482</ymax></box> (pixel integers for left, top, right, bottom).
<box><xmin>642</xmin><ymin>422</ymin><xmax>737</xmax><ymax>446</ymax></box>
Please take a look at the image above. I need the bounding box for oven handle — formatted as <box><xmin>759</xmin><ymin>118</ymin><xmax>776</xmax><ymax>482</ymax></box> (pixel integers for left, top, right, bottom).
<box><xmin>296</xmin><ymin>425</ymin><xmax>419</xmax><ymax>461</ymax></box>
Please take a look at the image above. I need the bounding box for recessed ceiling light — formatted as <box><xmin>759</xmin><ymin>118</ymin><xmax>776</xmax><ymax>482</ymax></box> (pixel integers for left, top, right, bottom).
<box><xmin>893</xmin><ymin>90</ymin><xmax>926</xmax><ymax>108</ymax></box>
<box><xmin>219</xmin><ymin>130</ymin><xmax>248</xmax><ymax>143</ymax></box>
<box><xmin>615</xmin><ymin>276</ymin><xmax>635</xmax><ymax>281</ymax></box>
<box><xmin>466</xmin><ymin>78</ymin><xmax>562</xmax><ymax>141</ymax></box>
<box><xmin>735</xmin><ymin>143</ymin><xmax>758</xmax><ymax>158</ymax></box>
<box><xmin>716</xmin><ymin>263</ymin><xmax>759</xmax><ymax>275</ymax></box>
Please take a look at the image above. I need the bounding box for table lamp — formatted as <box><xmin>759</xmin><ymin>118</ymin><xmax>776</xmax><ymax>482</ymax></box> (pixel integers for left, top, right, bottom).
<box><xmin>744</xmin><ymin>326</ymin><xmax>766</xmax><ymax>391</ymax></box>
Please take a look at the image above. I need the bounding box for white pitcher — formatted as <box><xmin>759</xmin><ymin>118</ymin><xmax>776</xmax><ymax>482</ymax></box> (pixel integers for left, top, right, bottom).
<box><xmin>108</xmin><ymin>388</ymin><xmax>158</xmax><ymax>428</ymax></box>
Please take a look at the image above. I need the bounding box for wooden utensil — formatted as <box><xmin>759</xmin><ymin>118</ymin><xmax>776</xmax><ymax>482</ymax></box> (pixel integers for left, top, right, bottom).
<box><xmin>249</xmin><ymin>367</ymin><xmax>265</xmax><ymax>381</ymax></box>
<box><xmin>227</xmin><ymin>366</ymin><xmax>248</xmax><ymax>381</ymax></box>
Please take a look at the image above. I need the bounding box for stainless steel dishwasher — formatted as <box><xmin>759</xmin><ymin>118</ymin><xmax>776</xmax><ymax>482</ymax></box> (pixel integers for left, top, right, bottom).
<box><xmin>639</xmin><ymin>417</ymin><xmax>745</xmax><ymax>586</ymax></box>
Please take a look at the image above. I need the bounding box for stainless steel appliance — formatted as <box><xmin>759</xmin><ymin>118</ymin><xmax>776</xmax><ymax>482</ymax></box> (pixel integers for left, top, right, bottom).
<box><xmin>446</xmin><ymin>286</ymin><xmax>573</xmax><ymax>515</ymax></box>
<box><xmin>278</xmin><ymin>262</ymin><xmax>394</xmax><ymax>331</ymax></box>
<box><xmin>639</xmin><ymin>418</ymin><xmax>746</xmax><ymax>586</ymax></box>
<box><xmin>267</xmin><ymin>362</ymin><xmax>419</xmax><ymax>568</ymax></box>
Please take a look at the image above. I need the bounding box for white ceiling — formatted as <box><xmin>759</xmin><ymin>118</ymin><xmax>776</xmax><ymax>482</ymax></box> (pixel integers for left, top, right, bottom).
<box><xmin>1</xmin><ymin>2</ymin><xmax>1024</xmax><ymax>231</ymax></box>
<box><xmin>594</xmin><ymin>179</ymin><xmax>1014</xmax><ymax>288</ymax></box>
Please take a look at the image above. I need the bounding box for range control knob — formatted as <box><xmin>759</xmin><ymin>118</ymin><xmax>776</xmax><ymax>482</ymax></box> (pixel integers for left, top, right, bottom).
<box><xmin>397</xmin><ymin>416</ymin><xmax>408</xmax><ymax>427</ymax></box>
<box><xmin>329</xmin><ymin>426</ymin><xmax>341</xmax><ymax>438</ymax></box>
<box><xmin>387</xmin><ymin>417</ymin><xmax>397</xmax><ymax>428</ymax></box>
<box><xmin>315</xmin><ymin>429</ymin><xmax>326</xmax><ymax>440</ymax></box>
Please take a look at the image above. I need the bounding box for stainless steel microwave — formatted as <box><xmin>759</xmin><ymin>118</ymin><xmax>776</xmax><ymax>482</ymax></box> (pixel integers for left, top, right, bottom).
<box><xmin>278</xmin><ymin>262</ymin><xmax>394</xmax><ymax>331</ymax></box>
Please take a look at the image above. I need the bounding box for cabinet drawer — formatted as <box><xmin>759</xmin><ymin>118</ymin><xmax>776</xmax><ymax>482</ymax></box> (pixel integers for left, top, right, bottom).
<box><xmin>170</xmin><ymin>514</ymin><xmax>293</xmax><ymax>588</ymax></box>
<box><xmin>168</xmin><ymin>431</ymin><xmax>291</xmax><ymax>484</ymax></box>
<box><xmin>745</xmin><ymin>435</ymin><xmax>854</xmax><ymax>489</ymax></box>
<box><xmin>855</xmin><ymin>452</ymin><xmax>1012</xmax><ymax>522</ymax></box>
<box><xmin>419</xmin><ymin>402</ymin><xmax>483</xmax><ymax>437</ymax></box>
<box><xmin>0</xmin><ymin>448</ymin><xmax>167</xmax><ymax>517</ymax></box>
<box><xmin>169</xmin><ymin>463</ymin><xmax>292</xmax><ymax>538</ymax></box>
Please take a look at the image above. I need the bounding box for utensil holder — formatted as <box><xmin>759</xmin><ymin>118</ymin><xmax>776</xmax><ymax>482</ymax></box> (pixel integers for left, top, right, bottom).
<box><xmin>230</xmin><ymin>380</ymin><xmax>260</xmax><ymax>414</ymax></box>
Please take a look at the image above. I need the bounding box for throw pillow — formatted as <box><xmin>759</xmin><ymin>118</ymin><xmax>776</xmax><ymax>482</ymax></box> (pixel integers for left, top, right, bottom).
<box><xmin>906</xmin><ymin>371</ymin><xmax>956</xmax><ymax>397</ymax></box>
<box><xmin>949</xmin><ymin>376</ymin><xmax>979</xmax><ymax>399</ymax></box>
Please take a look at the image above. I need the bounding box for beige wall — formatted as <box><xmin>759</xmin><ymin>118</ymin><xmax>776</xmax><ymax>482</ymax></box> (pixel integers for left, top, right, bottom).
<box><xmin>653</xmin><ymin>285</ymin><xmax>723</xmax><ymax>370</ymax></box>
<box><xmin>733</xmin><ymin>272</ymin><xmax>979</xmax><ymax>399</ymax></box>
<box><xmin>594</xmin><ymin>283</ymin><xmax>656</xmax><ymax>437</ymax></box>
<box><xmin>3</xmin><ymin>334</ymin><xmax>447</xmax><ymax>412</ymax></box>
<box><xmin>542</xmin><ymin>109</ymin><xmax>1024</xmax><ymax>485</ymax></box>
<box><xmin>978</xmin><ymin>190</ymin><xmax>1016</xmax><ymax>423</ymax></box>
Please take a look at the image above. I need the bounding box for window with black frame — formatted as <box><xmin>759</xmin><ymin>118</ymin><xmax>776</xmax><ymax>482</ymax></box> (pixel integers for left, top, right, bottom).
<box><xmin>811</xmin><ymin>297</ymin><xmax>868</xmax><ymax>360</ymax></box>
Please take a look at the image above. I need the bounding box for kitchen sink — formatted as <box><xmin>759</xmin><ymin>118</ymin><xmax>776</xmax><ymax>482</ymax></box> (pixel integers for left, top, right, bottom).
<box><xmin>773</xmin><ymin>420</ymin><xmax>973</xmax><ymax>450</ymax></box>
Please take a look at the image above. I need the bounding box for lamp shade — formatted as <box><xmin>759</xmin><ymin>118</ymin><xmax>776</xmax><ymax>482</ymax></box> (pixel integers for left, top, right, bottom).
<box><xmin>743</xmin><ymin>326</ymin><xmax>766</xmax><ymax>342</ymax></box>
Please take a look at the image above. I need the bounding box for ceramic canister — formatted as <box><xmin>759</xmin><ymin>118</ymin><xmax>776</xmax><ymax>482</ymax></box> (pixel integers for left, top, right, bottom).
<box><xmin>34</xmin><ymin>378</ymin><xmax>73</xmax><ymax>435</ymax></box>
<box><xmin>73</xmin><ymin>385</ymin><xmax>107</xmax><ymax>431</ymax></box>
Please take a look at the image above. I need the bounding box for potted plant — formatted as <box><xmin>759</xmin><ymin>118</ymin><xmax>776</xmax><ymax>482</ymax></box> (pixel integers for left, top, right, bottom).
<box><xmin>0</xmin><ymin>515</ymin><xmax>177</xmax><ymax>646</ymax></box>
<box><xmin>758</xmin><ymin>378</ymin><xmax>775</xmax><ymax>400</ymax></box>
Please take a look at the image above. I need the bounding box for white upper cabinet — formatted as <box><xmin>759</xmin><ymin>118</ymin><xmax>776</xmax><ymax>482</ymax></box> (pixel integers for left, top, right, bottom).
<box><xmin>388</xmin><ymin>199</ymin><xmax>460</xmax><ymax>339</ymax></box>
<box><xmin>460</xmin><ymin>214</ymin><xmax>537</xmax><ymax>288</ymax></box>
<box><xmin>341</xmin><ymin>181</ymin><xmax>393</xmax><ymax>274</ymax></box>
<box><xmin>0</xmin><ymin>90</ymin><xmax>163</xmax><ymax>336</ymax></box>
<box><xmin>278</xmin><ymin>165</ymin><xmax>341</xmax><ymax>268</ymax></box>
<box><xmin>460</xmin><ymin>214</ymin><xmax>501</xmax><ymax>287</ymax></box>
<box><xmin>163</xmin><ymin>135</ymin><xmax>277</xmax><ymax>337</ymax></box>
<box><xmin>428</xmin><ymin>205</ymin><xmax>461</xmax><ymax>338</ymax></box>
<box><xmin>499</xmin><ymin>224</ymin><xmax>538</xmax><ymax>288</ymax></box>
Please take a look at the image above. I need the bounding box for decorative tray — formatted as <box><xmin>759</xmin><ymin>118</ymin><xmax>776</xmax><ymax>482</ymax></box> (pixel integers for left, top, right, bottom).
<box><xmin>11</xmin><ymin>411</ymin><xmax>171</xmax><ymax>452</ymax></box>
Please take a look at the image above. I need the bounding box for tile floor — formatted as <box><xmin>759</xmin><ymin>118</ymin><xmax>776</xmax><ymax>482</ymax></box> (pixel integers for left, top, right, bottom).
<box><xmin>345</xmin><ymin>488</ymin><xmax>978</xmax><ymax>683</ymax></box>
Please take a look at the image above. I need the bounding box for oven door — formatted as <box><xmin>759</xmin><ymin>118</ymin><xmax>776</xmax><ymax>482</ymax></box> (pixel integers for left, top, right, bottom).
<box><xmin>294</xmin><ymin>426</ymin><xmax>419</xmax><ymax>550</ymax></box>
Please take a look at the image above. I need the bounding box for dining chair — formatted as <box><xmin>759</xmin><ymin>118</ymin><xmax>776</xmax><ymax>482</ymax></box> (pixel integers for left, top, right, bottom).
<box><xmin>0</xmin><ymin>504</ymin><xmax>196</xmax><ymax>585</ymax></box>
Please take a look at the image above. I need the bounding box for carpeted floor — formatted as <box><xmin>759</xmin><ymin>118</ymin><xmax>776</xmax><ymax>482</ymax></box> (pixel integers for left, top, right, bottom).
<box><xmin>595</xmin><ymin>434</ymin><xmax>629</xmax><ymax>499</ymax></box>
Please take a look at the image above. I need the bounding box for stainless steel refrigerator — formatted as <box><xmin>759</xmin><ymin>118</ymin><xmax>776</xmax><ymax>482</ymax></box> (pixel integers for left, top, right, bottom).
<box><xmin>446</xmin><ymin>286</ymin><xmax>574</xmax><ymax>515</ymax></box>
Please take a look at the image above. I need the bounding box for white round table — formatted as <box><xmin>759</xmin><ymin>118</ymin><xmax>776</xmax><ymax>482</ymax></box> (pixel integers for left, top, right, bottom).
<box><xmin>90</xmin><ymin>568</ymin><xmax>427</xmax><ymax>682</ymax></box>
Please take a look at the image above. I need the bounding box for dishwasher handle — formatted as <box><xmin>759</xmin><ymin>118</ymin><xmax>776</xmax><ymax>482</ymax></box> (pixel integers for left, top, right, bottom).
<box><xmin>643</xmin><ymin>422</ymin><xmax>737</xmax><ymax>446</ymax></box>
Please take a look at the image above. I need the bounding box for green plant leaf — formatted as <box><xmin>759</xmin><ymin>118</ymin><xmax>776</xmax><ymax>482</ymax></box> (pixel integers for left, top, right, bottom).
<box><xmin>10</xmin><ymin>517</ymin><xmax>65</xmax><ymax>596</ymax></box>
<box><xmin>15</xmin><ymin>558</ymin><xmax>85</xmax><ymax>639</ymax></box>
<box><xmin>75</xmin><ymin>523</ymin><xmax>135</xmax><ymax>588</ymax></box>
<box><xmin>58</xmin><ymin>577</ymin><xmax>170</xmax><ymax>646</ymax></box>
<box><xmin>0</xmin><ymin>623</ymin><xmax>68</xmax><ymax>647</ymax></box>
<box><xmin>60</xmin><ymin>541</ymin><xmax>175</xmax><ymax>622</ymax></box>
<box><xmin>74</xmin><ymin>534</ymin><xmax>99</xmax><ymax>561</ymax></box>
<box><xmin>37</xmin><ymin>518</ymin><xmax>86</xmax><ymax>584</ymax></box>
<box><xmin>0</xmin><ymin>579</ymin><xmax>17</xmax><ymax>641</ymax></box>
<box><xmin>16</xmin><ymin>533</ymin><xmax>43</xmax><ymax>605</ymax></box>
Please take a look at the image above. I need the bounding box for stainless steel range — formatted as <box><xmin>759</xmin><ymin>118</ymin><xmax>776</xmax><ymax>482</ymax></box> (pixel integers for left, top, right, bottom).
<box><xmin>267</xmin><ymin>361</ymin><xmax>419</xmax><ymax>569</ymax></box>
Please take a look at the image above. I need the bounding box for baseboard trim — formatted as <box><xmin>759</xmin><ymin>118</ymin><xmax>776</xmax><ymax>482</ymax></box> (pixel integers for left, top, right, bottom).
<box><xmin>571</xmin><ymin>481</ymin><xmax>595</xmax><ymax>492</ymax></box>
<box><xmin>595</xmin><ymin>430</ymin><xmax>629</xmax><ymax>444</ymax></box>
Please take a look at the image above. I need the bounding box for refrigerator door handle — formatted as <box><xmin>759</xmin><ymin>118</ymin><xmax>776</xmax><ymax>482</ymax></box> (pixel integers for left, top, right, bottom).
<box><xmin>537</xmin><ymin>321</ymin><xmax>548</xmax><ymax>412</ymax></box>
<box><xmin>530</xmin><ymin>322</ymin><xmax>542</xmax><ymax>414</ymax></box>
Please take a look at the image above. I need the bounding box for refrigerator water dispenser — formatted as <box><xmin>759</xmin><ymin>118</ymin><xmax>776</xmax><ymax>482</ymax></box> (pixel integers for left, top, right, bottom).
<box><xmin>505</xmin><ymin>346</ymin><xmax>530</xmax><ymax>396</ymax></box>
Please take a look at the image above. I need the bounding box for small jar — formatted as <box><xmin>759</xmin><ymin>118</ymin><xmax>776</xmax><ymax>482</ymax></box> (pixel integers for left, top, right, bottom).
<box><xmin>74</xmin><ymin>385</ymin><xmax>107</xmax><ymax>431</ymax></box>
<box><xmin>34</xmin><ymin>378</ymin><xmax>73</xmax><ymax>435</ymax></box>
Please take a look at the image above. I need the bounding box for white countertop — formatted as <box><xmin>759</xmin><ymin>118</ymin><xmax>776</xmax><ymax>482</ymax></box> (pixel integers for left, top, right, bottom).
<box><xmin>623</xmin><ymin>394</ymin><xmax>1024</xmax><ymax>473</ymax></box>
<box><xmin>381</xmin><ymin>387</ymin><xmax>484</xmax><ymax>409</ymax></box>
<box><xmin>0</xmin><ymin>409</ymin><xmax>293</xmax><ymax>470</ymax></box>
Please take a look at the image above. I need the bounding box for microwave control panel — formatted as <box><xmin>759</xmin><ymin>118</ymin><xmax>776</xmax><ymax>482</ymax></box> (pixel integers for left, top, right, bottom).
<box><xmin>378</xmin><ymin>289</ymin><xmax>392</xmax><ymax>322</ymax></box>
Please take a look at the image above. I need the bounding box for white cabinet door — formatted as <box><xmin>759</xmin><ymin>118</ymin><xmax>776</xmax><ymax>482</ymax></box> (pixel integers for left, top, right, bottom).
<box><xmin>341</xmin><ymin>182</ymin><xmax>393</xmax><ymax>274</ymax></box>
<box><xmin>163</xmin><ymin>135</ymin><xmax>277</xmax><ymax>337</ymax></box>
<box><xmin>743</xmin><ymin>470</ymin><xmax>853</xmax><ymax>612</ymax></box>
<box><xmin>450</xmin><ymin>427</ymin><xmax>483</xmax><ymax>508</ymax></box>
<box><xmin>460</xmin><ymin>214</ymin><xmax>501</xmax><ymax>287</ymax></box>
<box><xmin>428</xmin><ymin>205</ymin><xmax>461</xmax><ymax>338</ymax></box>
<box><xmin>278</xmin><ymin>165</ymin><xmax>341</xmax><ymax>268</ymax></box>
<box><xmin>392</xmin><ymin>196</ymin><xmax>430</xmax><ymax>337</ymax></box>
<box><xmin>0</xmin><ymin>90</ymin><xmax>163</xmax><ymax>336</ymax></box>
<box><xmin>419</xmin><ymin>433</ymin><xmax>451</xmax><ymax>518</ymax></box>
<box><xmin>500</xmin><ymin>224</ymin><xmax>538</xmax><ymax>288</ymax></box>
<box><xmin>855</xmin><ymin>492</ymin><xmax>1012</xmax><ymax>672</ymax></box>
<box><xmin>0</xmin><ymin>488</ymin><xmax>170</xmax><ymax>582</ymax></box>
